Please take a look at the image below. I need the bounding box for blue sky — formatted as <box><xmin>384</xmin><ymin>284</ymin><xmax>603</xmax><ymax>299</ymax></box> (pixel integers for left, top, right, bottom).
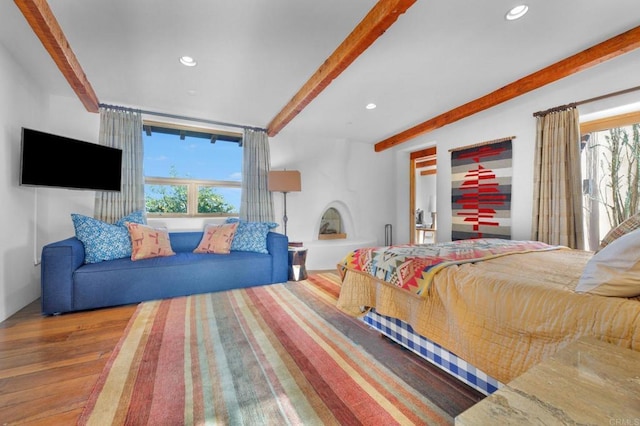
<box><xmin>143</xmin><ymin>132</ymin><xmax>243</xmax><ymax>209</ymax></box>
<box><xmin>143</xmin><ymin>133</ymin><xmax>242</xmax><ymax>180</ymax></box>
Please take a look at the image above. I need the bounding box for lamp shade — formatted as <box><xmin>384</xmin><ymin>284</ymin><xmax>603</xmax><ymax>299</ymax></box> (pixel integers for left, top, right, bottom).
<box><xmin>268</xmin><ymin>170</ymin><xmax>301</xmax><ymax>192</ymax></box>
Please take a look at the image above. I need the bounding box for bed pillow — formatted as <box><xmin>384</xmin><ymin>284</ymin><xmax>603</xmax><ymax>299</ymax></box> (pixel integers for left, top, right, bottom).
<box><xmin>225</xmin><ymin>218</ymin><xmax>278</xmax><ymax>254</ymax></box>
<box><xmin>598</xmin><ymin>212</ymin><xmax>640</xmax><ymax>252</ymax></box>
<box><xmin>577</xmin><ymin>227</ymin><xmax>640</xmax><ymax>297</ymax></box>
<box><xmin>71</xmin><ymin>211</ymin><xmax>146</xmax><ymax>264</ymax></box>
<box><xmin>126</xmin><ymin>222</ymin><xmax>176</xmax><ymax>261</ymax></box>
<box><xmin>193</xmin><ymin>222</ymin><xmax>238</xmax><ymax>254</ymax></box>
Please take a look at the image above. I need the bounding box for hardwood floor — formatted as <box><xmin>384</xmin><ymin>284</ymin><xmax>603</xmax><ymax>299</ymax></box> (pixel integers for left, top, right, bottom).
<box><xmin>0</xmin><ymin>300</ymin><xmax>137</xmax><ymax>425</ymax></box>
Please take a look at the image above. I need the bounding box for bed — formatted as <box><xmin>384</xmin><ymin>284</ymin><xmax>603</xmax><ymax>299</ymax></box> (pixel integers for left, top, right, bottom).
<box><xmin>336</xmin><ymin>236</ymin><xmax>640</xmax><ymax>393</ymax></box>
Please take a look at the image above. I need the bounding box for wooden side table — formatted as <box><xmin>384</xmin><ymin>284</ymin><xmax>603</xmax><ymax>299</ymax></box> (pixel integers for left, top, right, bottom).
<box><xmin>288</xmin><ymin>247</ymin><xmax>308</xmax><ymax>281</ymax></box>
<box><xmin>455</xmin><ymin>337</ymin><xmax>640</xmax><ymax>425</ymax></box>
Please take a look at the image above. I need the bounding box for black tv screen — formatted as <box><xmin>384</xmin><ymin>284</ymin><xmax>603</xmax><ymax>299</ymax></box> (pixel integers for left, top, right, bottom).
<box><xmin>20</xmin><ymin>128</ymin><xmax>123</xmax><ymax>191</ymax></box>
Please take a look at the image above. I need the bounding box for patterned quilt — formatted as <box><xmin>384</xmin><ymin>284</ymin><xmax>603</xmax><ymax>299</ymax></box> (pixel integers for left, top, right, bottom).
<box><xmin>338</xmin><ymin>238</ymin><xmax>562</xmax><ymax>297</ymax></box>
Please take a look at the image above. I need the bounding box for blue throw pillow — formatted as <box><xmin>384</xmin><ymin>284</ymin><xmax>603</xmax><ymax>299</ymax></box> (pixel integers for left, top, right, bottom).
<box><xmin>226</xmin><ymin>218</ymin><xmax>278</xmax><ymax>254</ymax></box>
<box><xmin>71</xmin><ymin>210</ymin><xmax>146</xmax><ymax>264</ymax></box>
<box><xmin>114</xmin><ymin>210</ymin><xmax>146</xmax><ymax>227</ymax></box>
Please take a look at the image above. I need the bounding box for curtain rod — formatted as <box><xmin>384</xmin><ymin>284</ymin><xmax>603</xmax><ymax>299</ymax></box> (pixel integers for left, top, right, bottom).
<box><xmin>98</xmin><ymin>103</ymin><xmax>267</xmax><ymax>132</ymax></box>
<box><xmin>532</xmin><ymin>85</ymin><xmax>640</xmax><ymax>117</ymax></box>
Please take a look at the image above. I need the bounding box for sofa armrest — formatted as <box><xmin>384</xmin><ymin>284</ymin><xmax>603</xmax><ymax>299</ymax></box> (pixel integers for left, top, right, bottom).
<box><xmin>41</xmin><ymin>237</ymin><xmax>85</xmax><ymax>315</ymax></box>
<box><xmin>267</xmin><ymin>232</ymin><xmax>289</xmax><ymax>283</ymax></box>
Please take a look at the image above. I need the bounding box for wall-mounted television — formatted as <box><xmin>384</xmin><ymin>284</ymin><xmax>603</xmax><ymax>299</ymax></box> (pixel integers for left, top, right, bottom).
<box><xmin>20</xmin><ymin>128</ymin><xmax>123</xmax><ymax>191</ymax></box>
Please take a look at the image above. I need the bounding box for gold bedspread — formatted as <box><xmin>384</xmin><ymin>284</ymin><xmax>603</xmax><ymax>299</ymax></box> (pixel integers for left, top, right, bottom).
<box><xmin>337</xmin><ymin>248</ymin><xmax>640</xmax><ymax>384</ymax></box>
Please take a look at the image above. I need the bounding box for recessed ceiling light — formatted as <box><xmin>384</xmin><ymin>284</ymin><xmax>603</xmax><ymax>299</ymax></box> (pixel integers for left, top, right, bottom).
<box><xmin>505</xmin><ymin>4</ymin><xmax>528</xmax><ymax>21</ymax></box>
<box><xmin>366</xmin><ymin>103</ymin><xmax>377</xmax><ymax>110</ymax></box>
<box><xmin>179</xmin><ymin>56</ymin><xmax>197</xmax><ymax>67</ymax></box>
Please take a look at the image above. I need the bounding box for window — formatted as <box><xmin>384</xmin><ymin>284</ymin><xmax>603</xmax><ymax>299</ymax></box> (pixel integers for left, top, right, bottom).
<box><xmin>143</xmin><ymin>121</ymin><xmax>243</xmax><ymax>217</ymax></box>
<box><xmin>581</xmin><ymin>111</ymin><xmax>640</xmax><ymax>250</ymax></box>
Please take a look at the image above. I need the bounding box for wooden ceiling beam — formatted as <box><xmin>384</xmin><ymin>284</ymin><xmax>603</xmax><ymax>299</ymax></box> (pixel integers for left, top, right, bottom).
<box><xmin>410</xmin><ymin>146</ymin><xmax>436</xmax><ymax>160</ymax></box>
<box><xmin>267</xmin><ymin>0</ymin><xmax>416</xmax><ymax>137</ymax></box>
<box><xmin>416</xmin><ymin>158</ymin><xmax>436</xmax><ymax>168</ymax></box>
<box><xmin>375</xmin><ymin>24</ymin><xmax>640</xmax><ymax>152</ymax></box>
<box><xmin>14</xmin><ymin>0</ymin><xmax>100</xmax><ymax>113</ymax></box>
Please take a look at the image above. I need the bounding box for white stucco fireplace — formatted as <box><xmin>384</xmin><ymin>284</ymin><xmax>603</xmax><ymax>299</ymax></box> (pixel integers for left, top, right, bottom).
<box><xmin>303</xmin><ymin>201</ymin><xmax>377</xmax><ymax>270</ymax></box>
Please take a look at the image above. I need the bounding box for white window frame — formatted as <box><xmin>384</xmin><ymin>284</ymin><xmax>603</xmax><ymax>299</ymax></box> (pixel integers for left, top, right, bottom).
<box><xmin>143</xmin><ymin>121</ymin><xmax>243</xmax><ymax>218</ymax></box>
<box><xmin>580</xmin><ymin>110</ymin><xmax>640</xmax><ymax>249</ymax></box>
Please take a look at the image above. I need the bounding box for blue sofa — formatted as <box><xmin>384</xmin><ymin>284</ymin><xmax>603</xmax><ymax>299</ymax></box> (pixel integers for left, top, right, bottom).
<box><xmin>41</xmin><ymin>231</ymin><xmax>289</xmax><ymax>315</ymax></box>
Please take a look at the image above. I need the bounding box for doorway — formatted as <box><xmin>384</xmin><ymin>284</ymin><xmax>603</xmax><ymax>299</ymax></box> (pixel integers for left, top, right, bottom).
<box><xmin>410</xmin><ymin>146</ymin><xmax>437</xmax><ymax>244</ymax></box>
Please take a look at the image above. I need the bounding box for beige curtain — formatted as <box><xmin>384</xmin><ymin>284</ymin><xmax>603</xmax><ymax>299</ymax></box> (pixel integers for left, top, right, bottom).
<box><xmin>94</xmin><ymin>107</ymin><xmax>145</xmax><ymax>222</ymax></box>
<box><xmin>240</xmin><ymin>128</ymin><xmax>274</xmax><ymax>222</ymax></box>
<box><xmin>531</xmin><ymin>107</ymin><xmax>584</xmax><ymax>249</ymax></box>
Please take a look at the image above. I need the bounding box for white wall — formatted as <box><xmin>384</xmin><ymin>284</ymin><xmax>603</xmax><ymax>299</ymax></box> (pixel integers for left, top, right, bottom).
<box><xmin>270</xmin><ymin>131</ymin><xmax>396</xmax><ymax>267</ymax></box>
<box><xmin>0</xmin><ymin>42</ymin><xmax>99</xmax><ymax>321</ymax></box>
<box><xmin>393</xmin><ymin>49</ymin><xmax>640</xmax><ymax>245</ymax></box>
<box><xmin>0</xmin><ymin>42</ymin><xmax>48</xmax><ymax>321</ymax></box>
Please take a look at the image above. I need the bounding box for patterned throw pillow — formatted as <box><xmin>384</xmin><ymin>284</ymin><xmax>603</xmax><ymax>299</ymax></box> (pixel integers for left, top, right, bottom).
<box><xmin>126</xmin><ymin>222</ymin><xmax>176</xmax><ymax>261</ymax></box>
<box><xmin>71</xmin><ymin>211</ymin><xmax>146</xmax><ymax>264</ymax></box>
<box><xmin>226</xmin><ymin>218</ymin><xmax>278</xmax><ymax>254</ymax></box>
<box><xmin>598</xmin><ymin>212</ymin><xmax>640</xmax><ymax>252</ymax></box>
<box><xmin>193</xmin><ymin>223</ymin><xmax>238</xmax><ymax>254</ymax></box>
<box><xmin>115</xmin><ymin>210</ymin><xmax>146</xmax><ymax>227</ymax></box>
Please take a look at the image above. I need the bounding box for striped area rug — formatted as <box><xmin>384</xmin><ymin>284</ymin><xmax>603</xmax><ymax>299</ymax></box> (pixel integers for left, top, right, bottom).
<box><xmin>79</xmin><ymin>273</ymin><xmax>471</xmax><ymax>425</ymax></box>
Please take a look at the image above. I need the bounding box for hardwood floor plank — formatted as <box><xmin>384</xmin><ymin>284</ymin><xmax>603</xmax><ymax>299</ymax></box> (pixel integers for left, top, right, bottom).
<box><xmin>0</xmin><ymin>306</ymin><xmax>137</xmax><ymax>341</ymax></box>
<box><xmin>0</xmin><ymin>301</ymin><xmax>134</xmax><ymax>424</ymax></box>
<box><xmin>1</xmin><ymin>327</ymin><xmax>123</xmax><ymax>353</ymax></box>
<box><xmin>0</xmin><ymin>374</ymin><xmax>96</xmax><ymax>421</ymax></box>
<box><xmin>0</xmin><ymin>360</ymin><xmax>104</xmax><ymax>395</ymax></box>
<box><xmin>0</xmin><ymin>351</ymin><xmax>111</xmax><ymax>381</ymax></box>
<box><xmin>0</xmin><ymin>325</ymin><xmax>127</xmax><ymax>363</ymax></box>
<box><xmin>21</xmin><ymin>409</ymin><xmax>82</xmax><ymax>426</ymax></box>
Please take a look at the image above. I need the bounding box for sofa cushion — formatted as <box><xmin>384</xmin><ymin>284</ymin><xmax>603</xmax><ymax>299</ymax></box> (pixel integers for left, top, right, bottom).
<box><xmin>126</xmin><ymin>222</ymin><xmax>176</xmax><ymax>261</ymax></box>
<box><xmin>72</xmin><ymin>251</ymin><xmax>274</xmax><ymax>312</ymax></box>
<box><xmin>71</xmin><ymin>210</ymin><xmax>146</xmax><ymax>264</ymax></box>
<box><xmin>226</xmin><ymin>219</ymin><xmax>278</xmax><ymax>254</ymax></box>
<box><xmin>166</xmin><ymin>232</ymin><xmax>204</xmax><ymax>253</ymax></box>
<box><xmin>193</xmin><ymin>222</ymin><xmax>238</xmax><ymax>254</ymax></box>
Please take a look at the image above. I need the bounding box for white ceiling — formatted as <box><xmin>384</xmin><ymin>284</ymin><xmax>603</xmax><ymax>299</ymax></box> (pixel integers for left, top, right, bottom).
<box><xmin>1</xmin><ymin>0</ymin><xmax>639</xmax><ymax>145</ymax></box>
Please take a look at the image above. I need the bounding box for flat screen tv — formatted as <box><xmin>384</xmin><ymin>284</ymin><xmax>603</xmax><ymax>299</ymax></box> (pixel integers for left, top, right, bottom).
<box><xmin>20</xmin><ymin>128</ymin><xmax>123</xmax><ymax>191</ymax></box>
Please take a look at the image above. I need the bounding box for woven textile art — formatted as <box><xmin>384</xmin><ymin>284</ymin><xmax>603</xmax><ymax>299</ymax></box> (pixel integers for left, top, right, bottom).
<box><xmin>451</xmin><ymin>139</ymin><xmax>512</xmax><ymax>240</ymax></box>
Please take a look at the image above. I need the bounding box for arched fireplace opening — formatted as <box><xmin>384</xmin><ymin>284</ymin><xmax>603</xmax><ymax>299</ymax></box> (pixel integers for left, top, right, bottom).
<box><xmin>305</xmin><ymin>200</ymin><xmax>377</xmax><ymax>270</ymax></box>
<box><xmin>319</xmin><ymin>207</ymin><xmax>346</xmax><ymax>240</ymax></box>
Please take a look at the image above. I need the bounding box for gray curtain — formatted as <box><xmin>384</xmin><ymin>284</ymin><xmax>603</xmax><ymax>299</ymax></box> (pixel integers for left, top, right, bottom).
<box><xmin>94</xmin><ymin>107</ymin><xmax>145</xmax><ymax>222</ymax></box>
<box><xmin>240</xmin><ymin>129</ymin><xmax>274</xmax><ymax>222</ymax></box>
<box><xmin>531</xmin><ymin>107</ymin><xmax>584</xmax><ymax>249</ymax></box>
